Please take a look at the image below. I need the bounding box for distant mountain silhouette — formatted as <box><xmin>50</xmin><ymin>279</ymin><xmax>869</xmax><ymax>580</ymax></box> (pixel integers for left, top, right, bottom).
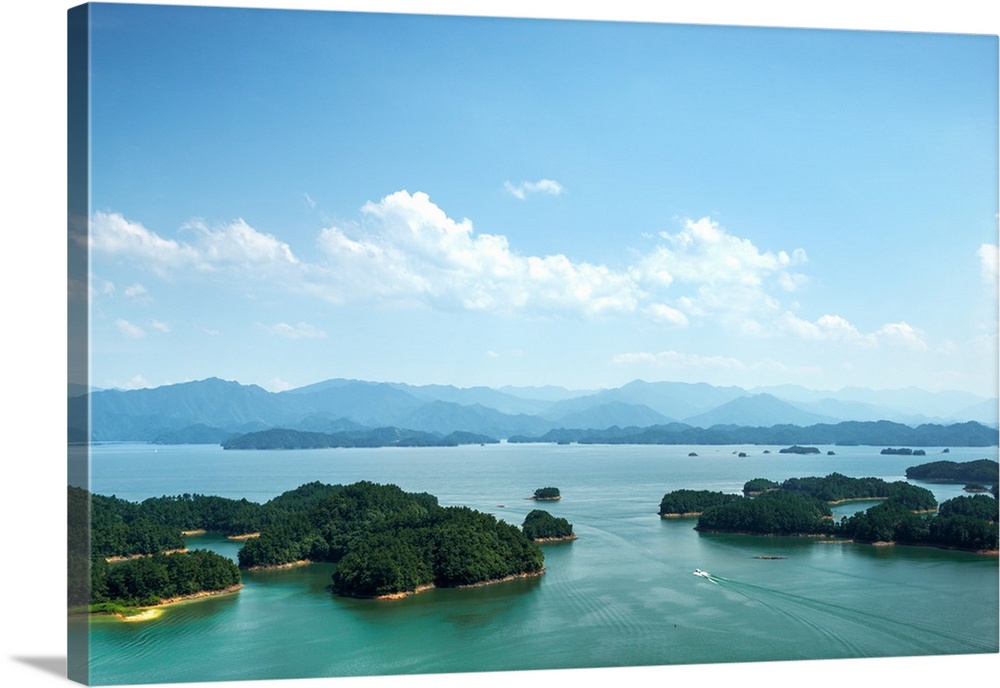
<box><xmin>71</xmin><ymin>376</ymin><xmax>999</xmax><ymax>445</ymax></box>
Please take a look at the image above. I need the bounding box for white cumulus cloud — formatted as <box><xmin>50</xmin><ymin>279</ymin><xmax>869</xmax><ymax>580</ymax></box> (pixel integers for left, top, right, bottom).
<box><xmin>317</xmin><ymin>190</ymin><xmax>638</xmax><ymax>318</ymax></box>
<box><xmin>90</xmin><ymin>212</ymin><xmax>299</xmax><ymax>277</ymax></box>
<box><xmin>635</xmin><ymin>217</ymin><xmax>808</xmax><ymax>324</ymax></box>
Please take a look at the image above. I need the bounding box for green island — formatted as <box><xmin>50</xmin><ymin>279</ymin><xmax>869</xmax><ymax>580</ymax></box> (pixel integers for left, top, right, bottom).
<box><xmin>742</xmin><ymin>478</ymin><xmax>780</xmax><ymax>495</ymax></box>
<box><xmin>779</xmin><ymin>445</ymin><xmax>820</xmax><ymax>454</ymax></box>
<box><xmin>69</xmin><ymin>481</ymin><xmax>546</xmax><ymax>614</ymax></box>
<box><xmin>531</xmin><ymin>487</ymin><xmax>561</xmax><ymax>501</ymax></box>
<box><xmin>904</xmin><ymin>458</ymin><xmax>999</xmax><ymax>485</ymax></box>
<box><xmin>658</xmin><ymin>489</ymin><xmax>743</xmax><ymax>517</ymax></box>
<box><xmin>881</xmin><ymin>447</ymin><xmax>927</xmax><ymax>456</ymax></box>
<box><xmin>69</xmin><ymin>486</ymin><xmax>244</xmax><ymax>619</ymax></box>
<box><xmin>521</xmin><ymin>509</ymin><xmax>577</xmax><ymax>542</ymax></box>
<box><xmin>667</xmin><ymin>473</ymin><xmax>998</xmax><ymax>552</ymax></box>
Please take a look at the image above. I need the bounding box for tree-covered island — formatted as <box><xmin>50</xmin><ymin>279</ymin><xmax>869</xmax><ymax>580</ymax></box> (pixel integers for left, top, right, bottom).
<box><xmin>658</xmin><ymin>489</ymin><xmax>743</xmax><ymax>517</ymax></box>
<box><xmin>779</xmin><ymin>445</ymin><xmax>820</xmax><ymax>454</ymax></box>
<box><xmin>743</xmin><ymin>478</ymin><xmax>780</xmax><ymax>496</ymax></box>
<box><xmin>69</xmin><ymin>486</ymin><xmax>244</xmax><ymax>619</ymax></box>
<box><xmin>71</xmin><ymin>481</ymin><xmax>547</xmax><ymax>612</ymax></box>
<box><xmin>531</xmin><ymin>487</ymin><xmax>561</xmax><ymax>501</ymax></box>
<box><xmin>881</xmin><ymin>447</ymin><xmax>926</xmax><ymax>456</ymax></box>
<box><xmin>905</xmin><ymin>458</ymin><xmax>999</xmax><ymax>485</ymax></box>
<box><xmin>522</xmin><ymin>509</ymin><xmax>577</xmax><ymax>542</ymax></box>
<box><xmin>666</xmin><ymin>473</ymin><xmax>998</xmax><ymax>552</ymax></box>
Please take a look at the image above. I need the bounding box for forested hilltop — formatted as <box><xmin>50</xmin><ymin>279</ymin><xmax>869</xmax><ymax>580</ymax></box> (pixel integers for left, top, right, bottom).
<box><xmin>69</xmin><ymin>481</ymin><xmax>546</xmax><ymax>607</ymax></box>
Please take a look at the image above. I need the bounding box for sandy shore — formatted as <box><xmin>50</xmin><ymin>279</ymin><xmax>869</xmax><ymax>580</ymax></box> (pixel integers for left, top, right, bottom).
<box><xmin>114</xmin><ymin>584</ymin><xmax>244</xmax><ymax>621</ymax></box>
<box><xmin>659</xmin><ymin>512</ymin><xmax>701</xmax><ymax>518</ymax></box>
<box><xmin>181</xmin><ymin>529</ymin><xmax>207</xmax><ymax>536</ymax></box>
<box><xmin>227</xmin><ymin>532</ymin><xmax>261</xmax><ymax>540</ymax></box>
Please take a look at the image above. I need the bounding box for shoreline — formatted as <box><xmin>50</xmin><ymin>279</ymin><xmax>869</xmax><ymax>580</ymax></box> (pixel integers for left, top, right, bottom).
<box><xmin>245</xmin><ymin>559</ymin><xmax>312</xmax><ymax>571</ymax></box>
<box><xmin>105</xmin><ymin>548</ymin><xmax>188</xmax><ymax>563</ymax></box>
<box><xmin>371</xmin><ymin>567</ymin><xmax>547</xmax><ymax>601</ymax></box>
<box><xmin>227</xmin><ymin>532</ymin><xmax>260</xmax><ymax>541</ymax></box>
<box><xmin>533</xmin><ymin>534</ymin><xmax>578</xmax><ymax>543</ymax></box>
<box><xmin>113</xmin><ymin>584</ymin><xmax>244</xmax><ymax>622</ymax></box>
<box><xmin>659</xmin><ymin>512</ymin><xmax>701</xmax><ymax>518</ymax></box>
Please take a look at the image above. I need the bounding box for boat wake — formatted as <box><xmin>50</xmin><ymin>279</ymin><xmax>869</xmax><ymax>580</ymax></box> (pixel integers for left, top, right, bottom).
<box><xmin>690</xmin><ymin>570</ymin><xmax>997</xmax><ymax>656</ymax></box>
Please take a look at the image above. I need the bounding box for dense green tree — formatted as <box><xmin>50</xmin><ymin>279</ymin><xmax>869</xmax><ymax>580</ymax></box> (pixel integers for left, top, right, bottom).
<box><xmin>658</xmin><ymin>489</ymin><xmax>742</xmax><ymax>515</ymax></box>
<box><xmin>778</xmin><ymin>473</ymin><xmax>936</xmax><ymax>510</ymax></box>
<box><xmin>927</xmin><ymin>515</ymin><xmax>998</xmax><ymax>551</ymax></box>
<box><xmin>937</xmin><ymin>495</ymin><xmax>999</xmax><ymax>522</ymax></box>
<box><xmin>522</xmin><ymin>509</ymin><xmax>574</xmax><ymax>540</ymax></box>
<box><xmin>331</xmin><ymin>533</ymin><xmax>432</xmax><ymax>597</ymax></box>
<box><xmin>533</xmin><ymin>487</ymin><xmax>561</xmax><ymax>500</ymax></box>
<box><xmin>94</xmin><ymin>550</ymin><xmax>241</xmax><ymax>607</ymax></box>
<box><xmin>696</xmin><ymin>490</ymin><xmax>833</xmax><ymax>535</ymax></box>
<box><xmin>743</xmin><ymin>478</ymin><xmax>779</xmax><ymax>494</ymax></box>
<box><xmin>837</xmin><ymin>502</ymin><xmax>929</xmax><ymax>543</ymax></box>
<box><xmin>905</xmin><ymin>459</ymin><xmax>999</xmax><ymax>484</ymax></box>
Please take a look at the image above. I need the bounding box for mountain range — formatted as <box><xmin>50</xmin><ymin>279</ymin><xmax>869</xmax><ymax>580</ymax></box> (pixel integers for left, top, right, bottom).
<box><xmin>67</xmin><ymin>376</ymin><xmax>999</xmax><ymax>444</ymax></box>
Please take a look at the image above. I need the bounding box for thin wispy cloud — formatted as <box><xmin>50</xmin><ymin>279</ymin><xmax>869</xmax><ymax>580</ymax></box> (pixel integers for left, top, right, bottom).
<box><xmin>612</xmin><ymin>350</ymin><xmax>749</xmax><ymax>370</ymax></box>
<box><xmin>504</xmin><ymin>179</ymin><xmax>564</xmax><ymax>200</ymax></box>
<box><xmin>268</xmin><ymin>322</ymin><xmax>327</xmax><ymax>339</ymax></box>
<box><xmin>124</xmin><ymin>283</ymin><xmax>151</xmax><ymax>303</ymax></box>
<box><xmin>115</xmin><ymin>318</ymin><xmax>146</xmax><ymax>339</ymax></box>
<box><xmin>979</xmin><ymin>243</ymin><xmax>998</xmax><ymax>297</ymax></box>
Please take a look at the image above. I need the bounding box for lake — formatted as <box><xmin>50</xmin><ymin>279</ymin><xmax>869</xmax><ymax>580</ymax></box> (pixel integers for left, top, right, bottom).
<box><xmin>69</xmin><ymin>442</ymin><xmax>999</xmax><ymax>685</ymax></box>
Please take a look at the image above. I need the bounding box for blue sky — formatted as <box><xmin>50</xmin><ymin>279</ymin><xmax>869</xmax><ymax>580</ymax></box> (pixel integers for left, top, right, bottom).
<box><xmin>78</xmin><ymin>1</ymin><xmax>999</xmax><ymax>397</ymax></box>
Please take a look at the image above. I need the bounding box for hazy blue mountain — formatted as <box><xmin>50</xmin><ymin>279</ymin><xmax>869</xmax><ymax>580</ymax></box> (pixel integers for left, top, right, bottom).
<box><xmin>77</xmin><ymin>375</ymin><xmax>998</xmax><ymax>443</ymax></box>
<box><xmin>752</xmin><ymin>383</ymin><xmax>998</xmax><ymax>425</ymax></box>
<box><xmin>783</xmin><ymin>397</ymin><xmax>890</xmax><ymax>423</ymax></box>
<box><xmin>683</xmin><ymin>393</ymin><xmax>838</xmax><ymax>428</ymax></box>
<box><xmin>553</xmin><ymin>402</ymin><xmax>672</xmax><ymax>430</ymax></box>
<box><xmin>277</xmin><ymin>379</ymin><xmax>424</xmax><ymax>427</ymax></box>
<box><xmin>81</xmin><ymin>377</ymin><xmax>293</xmax><ymax>441</ymax></box>
<box><xmin>287</xmin><ymin>415</ymin><xmax>367</xmax><ymax>434</ymax></box>
<box><xmin>397</xmin><ymin>400</ymin><xmax>553</xmax><ymax>437</ymax></box>
<box><xmin>543</xmin><ymin>379</ymin><xmax>746</xmax><ymax>420</ymax></box>
<box><xmin>386</xmin><ymin>382</ymin><xmax>554</xmax><ymax>416</ymax></box>
<box><xmin>950</xmin><ymin>398</ymin><xmax>1000</xmax><ymax>426</ymax></box>
<box><xmin>830</xmin><ymin>386</ymin><xmax>992</xmax><ymax>420</ymax></box>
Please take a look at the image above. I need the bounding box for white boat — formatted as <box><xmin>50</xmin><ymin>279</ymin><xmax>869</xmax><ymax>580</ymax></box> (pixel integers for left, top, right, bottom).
<box><xmin>693</xmin><ymin>568</ymin><xmax>711</xmax><ymax>578</ymax></box>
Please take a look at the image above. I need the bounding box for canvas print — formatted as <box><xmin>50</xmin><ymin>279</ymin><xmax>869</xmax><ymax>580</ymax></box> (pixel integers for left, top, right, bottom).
<box><xmin>67</xmin><ymin>2</ymin><xmax>999</xmax><ymax>686</ymax></box>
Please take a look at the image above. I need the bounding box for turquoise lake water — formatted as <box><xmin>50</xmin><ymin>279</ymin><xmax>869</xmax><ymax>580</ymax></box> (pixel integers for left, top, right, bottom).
<box><xmin>69</xmin><ymin>442</ymin><xmax>999</xmax><ymax>685</ymax></box>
